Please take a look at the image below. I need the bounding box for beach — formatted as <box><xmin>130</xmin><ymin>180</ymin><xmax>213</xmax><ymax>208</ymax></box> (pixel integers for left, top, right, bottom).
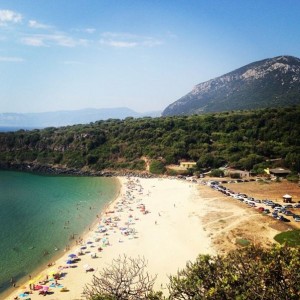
<box><xmin>5</xmin><ymin>176</ymin><xmax>281</xmax><ymax>300</ymax></box>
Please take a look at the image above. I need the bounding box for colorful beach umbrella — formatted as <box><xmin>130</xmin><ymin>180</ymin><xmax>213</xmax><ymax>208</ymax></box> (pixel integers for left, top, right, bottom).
<box><xmin>42</xmin><ymin>285</ymin><xmax>49</xmax><ymax>292</ymax></box>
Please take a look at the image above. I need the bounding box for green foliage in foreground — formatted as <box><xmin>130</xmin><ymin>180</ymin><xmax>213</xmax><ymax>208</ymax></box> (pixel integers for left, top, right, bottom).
<box><xmin>168</xmin><ymin>245</ymin><xmax>300</xmax><ymax>299</ymax></box>
<box><xmin>1</xmin><ymin>105</ymin><xmax>300</xmax><ymax>173</ymax></box>
<box><xmin>83</xmin><ymin>245</ymin><xmax>300</xmax><ymax>300</ymax></box>
<box><xmin>274</xmin><ymin>230</ymin><xmax>300</xmax><ymax>247</ymax></box>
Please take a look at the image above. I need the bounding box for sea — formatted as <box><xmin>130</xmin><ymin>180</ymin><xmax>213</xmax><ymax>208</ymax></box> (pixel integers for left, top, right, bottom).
<box><xmin>0</xmin><ymin>127</ymin><xmax>41</xmax><ymax>132</ymax></box>
<box><xmin>0</xmin><ymin>170</ymin><xmax>119</xmax><ymax>296</ymax></box>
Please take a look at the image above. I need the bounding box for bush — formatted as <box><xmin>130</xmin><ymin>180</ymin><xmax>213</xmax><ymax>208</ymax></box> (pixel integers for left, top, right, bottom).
<box><xmin>168</xmin><ymin>245</ymin><xmax>300</xmax><ymax>300</ymax></box>
<box><xmin>209</xmin><ymin>169</ymin><xmax>224</xmax><ymax>177</ymax></box>
<box><xmin>83</xmin><ymin>255</ymin><xmax>157</xmax><ymax>300</ymax></box>
<box><xmin>149</xmin><ymin>160</ymin><xmax>166</xmax><ymax>175</ymax></box>
<box><xmin>286</xmin><ymin>173</ymin><xmax>299</xmax><ymax>182</ymax></box>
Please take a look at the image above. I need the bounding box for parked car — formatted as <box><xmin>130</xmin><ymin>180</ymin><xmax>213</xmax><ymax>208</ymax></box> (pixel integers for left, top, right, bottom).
<box><xmin>283</xmin><ymin>204</ymin><xmax>293</xmax><ymax>209</ymax></box>
<box><xmin>284</xmin><ymin>210</ymin><xmax>294</xmax><ymax>216</ymax></box>
<box><xmin>277</xmin><ymin>215</ymin><xmax>290</xmax><ymax>222</ymax></box>
<box><xmin>294</xmin><ymin>203</ymin><xmax>300</xmax><ymax>208</ymax></box>
<box><xmin>294</xmin><ymin>216</ymin><xmax>300</xmax><ymax>222</ymax></box>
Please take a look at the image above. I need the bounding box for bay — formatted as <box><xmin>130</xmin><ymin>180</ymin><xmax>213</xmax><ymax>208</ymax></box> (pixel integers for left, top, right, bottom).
<box><xmin>0</xmin><ymin>171</ymin><xmax>119</xmax><ymax>295</ymax></box>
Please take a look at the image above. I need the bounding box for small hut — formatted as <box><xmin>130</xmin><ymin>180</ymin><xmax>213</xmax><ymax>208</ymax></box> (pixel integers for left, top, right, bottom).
<box><xmin>283</xmin><ymin>194</ymin><xmax>292</xmax><ymax>203</ymax></box>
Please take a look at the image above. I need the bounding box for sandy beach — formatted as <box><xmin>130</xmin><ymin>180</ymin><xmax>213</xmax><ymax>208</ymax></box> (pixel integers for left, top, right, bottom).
<box><xmin>5</xmin><ymin>176</ymin><xmax>282</xmax><ymax>300</ymax></box>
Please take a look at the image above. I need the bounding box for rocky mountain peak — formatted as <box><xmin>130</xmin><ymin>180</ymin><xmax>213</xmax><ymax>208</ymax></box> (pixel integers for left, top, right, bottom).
<box><xmin>162</xmin><ymin>55</ymin><xmax>300</xmax><ymax>116</ymax></box>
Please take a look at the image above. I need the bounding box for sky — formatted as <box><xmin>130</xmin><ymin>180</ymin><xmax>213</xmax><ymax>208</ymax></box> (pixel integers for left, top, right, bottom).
<box><xmin>0</xmin><ymin>0</ymin><xmax>300</xmax><ymax>113</ymax></box>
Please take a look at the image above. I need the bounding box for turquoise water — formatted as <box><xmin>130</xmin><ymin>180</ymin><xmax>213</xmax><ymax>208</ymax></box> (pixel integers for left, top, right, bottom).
<box><xmin>0</xmin><ymin>171</ymin><xmax>118</xmax><ymax>295</ymax></box>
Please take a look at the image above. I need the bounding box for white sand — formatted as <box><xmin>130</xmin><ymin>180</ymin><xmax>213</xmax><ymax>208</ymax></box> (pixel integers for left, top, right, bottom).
<box><xmin>6</xmin><ymin>177</ymin><xmax>215</xmax><ymax>300</ymax></box>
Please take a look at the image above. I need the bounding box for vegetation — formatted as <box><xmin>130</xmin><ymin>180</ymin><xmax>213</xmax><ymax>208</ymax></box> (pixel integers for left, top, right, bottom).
<box><xmin>149</xmin><ymin>160</ymin><xmax>166</xmax><ymax>175</ymax></box>
<box><xmin>0</xmin><ymin>106</ymin><xmax>300</xmax><ymax>174</ymax></box>
<box><xmin>168</xmin><ymin>245</ymin><xmax>300</xmax><ymax>300</ymax></box>
<box><xmin>83</xmin><ymin>245</ymin><xmax>300</xmax><ymax>300</ymax></box>
<box><xmin>274</xmin><ymin>230</ymin><xmax>300</xmax><ymax>247</ymax></box>
<box><xmin>209</xmin><ymin>169</ymin><xmax>224</xmax><ymax>177</ymax></box>
<box><xmin>82</xmin><ymin>255</ymin><xmax>159</xmax><ymax>300</ymax></box>
<box><xmin>235</xmin><ymin>238</ymin><xmax>251</xmax><ymax>247</ymax></box>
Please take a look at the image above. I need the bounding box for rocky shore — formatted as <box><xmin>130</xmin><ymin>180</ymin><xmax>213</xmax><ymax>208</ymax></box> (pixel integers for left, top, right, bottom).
<box><xmin>0</xmin><ymin>162</ymin><xmax>156</xmax><ymax>178</ymax></box>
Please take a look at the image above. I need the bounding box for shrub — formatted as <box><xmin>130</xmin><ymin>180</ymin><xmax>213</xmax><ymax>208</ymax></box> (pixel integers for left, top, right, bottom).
<box><xmin>209</xmin><ymin>169</ymin><xmax>224</xmax><ymax>177</ymax></box>
<box><xmin>149</xmin><ymin>160</ymin><xmax>166</xmax><ymax>175</ymax></box>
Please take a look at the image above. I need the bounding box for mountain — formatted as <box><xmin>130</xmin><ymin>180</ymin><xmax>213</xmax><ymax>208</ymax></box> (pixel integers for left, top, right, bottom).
<box><xmin>162</xmin><ymin>55</ymin><xmax>300</xmax><ymax>116</ymax></box>
<box><xmin>0</xmin><ymin>107</ymin><xmax>162</xmax><ymax>128</ymax></box>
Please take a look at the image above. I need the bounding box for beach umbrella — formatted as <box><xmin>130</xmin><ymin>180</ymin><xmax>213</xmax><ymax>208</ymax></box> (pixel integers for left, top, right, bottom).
<box><xmin>34</xmin><ymin>284</ymin><xmax>43</xmax><ymax>290</ymax></box>
<box><xmin>19</xmin><ymin>293</ymin><xmax>29</xmax><ymax>298</ymax></box>
<box><xmin>83</xmin><ymin>264</ymin><xmax>90</xmax><ymax>270</ymax></box>
<box><xmin>42</xmin><ymin>285</ymin><xmax>49</xmax><ymax>292</ymax></box>
<box><xmin>68</xmin><ymin>253</ymin><xmax>77</xmax><ymax>258</ymax></box>
<box><xmin>66</xmin><ymin>259</ymin><xmax>73</xmax><ymax>264</ymax></box>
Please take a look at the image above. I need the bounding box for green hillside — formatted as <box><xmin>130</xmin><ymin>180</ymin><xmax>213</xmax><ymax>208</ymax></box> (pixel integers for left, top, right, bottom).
<box><xmin>0</xmin><ymin>106</ymin><xmax>300</xmax><ymax>174</ymax></box>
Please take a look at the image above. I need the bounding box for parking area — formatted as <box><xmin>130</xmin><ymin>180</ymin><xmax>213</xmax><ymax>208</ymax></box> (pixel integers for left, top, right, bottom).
<box><xmin>204</xmin><ymin>180</ymin><xmax>300</xmax><ymax>228</ymax></box>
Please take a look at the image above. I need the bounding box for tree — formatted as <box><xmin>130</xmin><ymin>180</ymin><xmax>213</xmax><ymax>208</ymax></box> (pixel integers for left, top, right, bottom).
<box><xmin>209</xmin><ymin>169</ymin><xmax>224</xmax><ymax>177</ymax></box>
<box><xmin>168</xmin><ymin>245</ymin><xmax>300</xmax><ymax>300</ymax></box>
<box><xmin>149</xmin><ymin>160</ymin><xmax>166</xmax><ymax>174</ymax></box>
<box><xmin>83</xmin><ymin>255</ymin><xmax>158</xmax><ymax>300</ymax></box>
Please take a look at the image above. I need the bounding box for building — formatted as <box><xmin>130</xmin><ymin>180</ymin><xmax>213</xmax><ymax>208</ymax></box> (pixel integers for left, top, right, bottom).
<box><xmin>283</xmin><ymin>194</ymin><xmax>292</xmax><ymax>203</ymax></box>
<box><xmin>265</xmin><ymin>168</ymin><xmax>291</xmax><ymax>177</ymax></box>
<box><xmin>179</xmin><ymin>161</ymin><xmax>197</xmax><ymax>169</ymax></box>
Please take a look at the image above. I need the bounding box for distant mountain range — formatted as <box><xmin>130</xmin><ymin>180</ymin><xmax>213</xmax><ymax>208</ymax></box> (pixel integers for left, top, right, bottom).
<box><xmin>0</xmin><ymin>107</ymin><xmax>162</xmax><ymax>128</ymax></box>
<box><xmin>162</xmin><ymin>55</ymin><xmax>300</xmax><ymax>116</ymax></box>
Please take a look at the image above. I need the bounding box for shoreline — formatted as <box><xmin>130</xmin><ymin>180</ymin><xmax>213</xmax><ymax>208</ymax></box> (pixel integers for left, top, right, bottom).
<box><xmin>0</xmin><ymin>162</ymin><xmax>156</xmax><ymax>178</ymax></box>
<box><xmin>5</xmin><ymin>176</ymin><xmax>216</xmax><ymax>300</ymax></box>
<box><xmin>2</xmin><ymin>176</ymin><xmax>121</xmax><ymax>300</ymax></box>
<box><xmin>4</xmin><ymin>176</ymin><xmax>283</xmax><ymax>300</ymax></box>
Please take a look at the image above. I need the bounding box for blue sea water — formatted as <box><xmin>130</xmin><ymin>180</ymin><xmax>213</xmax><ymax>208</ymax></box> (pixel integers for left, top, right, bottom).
<box><xmin>0</xmin><ymin>171</ymin><xmax>119</xmax><ymax>296</ymax></box>
<box><xmin>0</xmin><ymin>127</ymin><xmax>40</xmax><ymax>132</ymax></box>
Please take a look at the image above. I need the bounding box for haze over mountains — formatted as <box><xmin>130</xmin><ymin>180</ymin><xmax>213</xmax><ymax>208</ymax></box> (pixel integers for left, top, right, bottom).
<box><xmin>0</xmin><ymin>107</ymin><xmax>161</xmax><ymax>128</ymax></box>
<box><xmin>2</xmin><ymin>55</ymin><xmax>300</xmax><ymax>129</ymax></box>
<box><xmin>163</xmin><ymin>55</ymin><xmax>300</xmax><ymax>116</ymax></box>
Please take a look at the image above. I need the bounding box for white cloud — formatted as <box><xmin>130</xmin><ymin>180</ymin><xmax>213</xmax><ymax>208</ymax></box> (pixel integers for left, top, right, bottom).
<box><xmin>28</xmin><ymin>20</ymin><xmax>50</xmax><ymax>29</ymax></box>
<box><xmin>21</xmin><ymin>33</ymin><xmax>89</xmax><ymax>47</ymax></box>
<box><xmin>0</xmin><ymin>10</ymin><xmax>22</xmax><ymax>26</ymax></box>
<box><xmin>85</xmin><ymin>28</ymin><xmax>96</xmax><ymax>34</ymax></box>
<box><xmin>21</xmin><ymin>36</ymin><xmax>46</xmax><ymax>47</ymax></box>
<box><xmin>99</xmin><ymin>39</ymin><xmax>137</xmax><ymax>48</ymax></box>
<box><xmin>99</xmin><ymin>32</ymin><xmax>162</xmax><ymax>48</ymax></box>
<box><xmin>0</xmin><ymin>56</ymin><xmax>24</xmax><ymax>62</ymax></box>
<box><xmin>101</xmin><ymin>32</ymin><xmax>138</xmax><ymax>39</ymax></box>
